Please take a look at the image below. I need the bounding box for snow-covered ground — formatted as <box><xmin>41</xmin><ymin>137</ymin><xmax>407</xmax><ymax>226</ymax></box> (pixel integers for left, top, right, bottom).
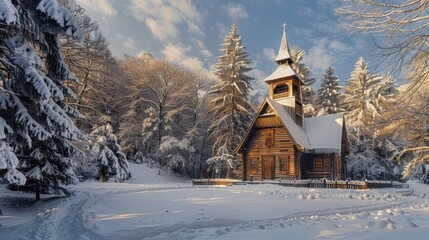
<box><xmin>1</xmin><ymin>163</ymin><xmax>429</xmax><ymax>239</ymax></box>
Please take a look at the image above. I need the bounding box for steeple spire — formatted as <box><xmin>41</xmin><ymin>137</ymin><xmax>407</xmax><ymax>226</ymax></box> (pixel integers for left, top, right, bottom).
<box><xmin>275</xmin><ymin>22</ymin><xmax>293</xmax><ymax>64</ymax></box>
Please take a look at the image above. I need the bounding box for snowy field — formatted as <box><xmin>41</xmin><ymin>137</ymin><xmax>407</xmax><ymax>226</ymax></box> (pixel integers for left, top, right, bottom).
<box><xmin>1</xmin><ymin>163</ymin><xmax>429</xmax><ymax>240</ymax></box>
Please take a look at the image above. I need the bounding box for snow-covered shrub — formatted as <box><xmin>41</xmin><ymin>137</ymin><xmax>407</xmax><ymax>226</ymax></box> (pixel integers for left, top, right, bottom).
<box><xmin>89</xmin><ymin>123</ymin><xmax>129</xmax><ymax>182</ymax></box>
<box><xmin>159</xmin><ymin>136</ymin><xmax>194</xmax><ymax>174</ymax></box>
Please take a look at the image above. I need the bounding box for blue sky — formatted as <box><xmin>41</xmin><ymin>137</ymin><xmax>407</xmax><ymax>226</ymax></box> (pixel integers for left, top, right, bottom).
<box><xmin>76</xmin><ymin>0</ymin><xmax>372</xmax><ymax>93</ymax></box>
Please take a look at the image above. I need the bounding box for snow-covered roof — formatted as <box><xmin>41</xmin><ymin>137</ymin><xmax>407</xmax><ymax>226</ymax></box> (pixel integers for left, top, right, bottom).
<box><xmin>275</xmin><ymin>49</ymin><xmax>291</xmax><ymax>62</ymax></box>
<box><xmin>264</xmin><ymin>65</ymin><xmax>300</xmax><ymax>82</ymax></box>
<box><xmin>305</xmin><ymin>113</ymin><xmax>344</xmax><ymax>153</ymax></box>
<box><xmin>266</xmin><ymin>98</ymin><xmax>345</xmax><ymax>153</ymax></box>
<box><xmin>266</xmin><ymin>98</ymin><xmax>310</xmax><ymax>149</ymax></box>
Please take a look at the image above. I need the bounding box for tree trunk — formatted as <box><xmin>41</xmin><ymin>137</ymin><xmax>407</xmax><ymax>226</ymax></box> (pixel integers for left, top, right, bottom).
<box><xmin>35</xmin><ymin>188</ymin><xmax>40</xmax><ymax>201</ymax></box>
<box><xmin>227</xmin><ymin>167</ymin><xmax>232</xmax><ymax>179</ymax></box>
<box><xmin>199</xmin><ymin>132</ymin><xmax>207</xmax><ymax>178</ymax></box>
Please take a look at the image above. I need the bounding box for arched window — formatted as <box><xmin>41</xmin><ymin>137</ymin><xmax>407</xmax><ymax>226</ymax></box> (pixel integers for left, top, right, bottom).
<box><xmin>273</xmin><ymin>84</ymin><xmax>289</xmax><ymax>95</ymax></box>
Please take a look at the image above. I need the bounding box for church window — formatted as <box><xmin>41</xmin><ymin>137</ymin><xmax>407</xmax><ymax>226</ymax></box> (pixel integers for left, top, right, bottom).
<box><xmin>250</xmin><ymin>159</ymin><xmax>258</xmax><ymax>172</ymax></box>
<box><xmin>265</xmin><ymin>130</ymin><xmax>274</xmax><ymax>148</ymax></box>
<box><xmin>280</xmin><ymin>156</ymin><xmax>288</xmax><ymax>171</ymax></box>
<box><xmin>313</xmin><ymin>158</ymin><xmax>323</xmax><ymax>171</ymax></box>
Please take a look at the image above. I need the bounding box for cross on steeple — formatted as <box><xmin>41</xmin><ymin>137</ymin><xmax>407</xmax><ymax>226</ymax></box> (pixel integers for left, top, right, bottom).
<box><xmin>275</xmin><ymin>22</ymin><xmax>292</xmax><ymax>63</ymax></box>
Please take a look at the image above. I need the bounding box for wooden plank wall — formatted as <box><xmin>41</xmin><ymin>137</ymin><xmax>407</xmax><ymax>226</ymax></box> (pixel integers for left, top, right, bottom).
<box><xmin>244</xmin><ymin>117</ymin><xmax>297</xmax><ymax>181</ymax></box>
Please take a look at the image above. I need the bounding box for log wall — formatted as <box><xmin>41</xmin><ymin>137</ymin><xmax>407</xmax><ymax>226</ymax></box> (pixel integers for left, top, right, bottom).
<box><xmin>244</xmin><ymin>115</ymin><xmax>297</xmax><ymax>181</ymax></box>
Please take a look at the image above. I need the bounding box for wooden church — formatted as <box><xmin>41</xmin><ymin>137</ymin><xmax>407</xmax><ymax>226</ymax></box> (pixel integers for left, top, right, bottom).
<box><xmin>235</xmin><ymin>24</ymin><xmax>350</xmax><ymax>181</ymax></box>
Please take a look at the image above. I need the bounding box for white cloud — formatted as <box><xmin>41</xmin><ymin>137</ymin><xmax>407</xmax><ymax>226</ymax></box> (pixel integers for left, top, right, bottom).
<box><xmin>303</xmin><ymin>38</ymin><xmax>354</xmax><ymax>78</ymax></box>
<box><xmin>221</xmin><ymin>3</ymin><xmax>249</xmax><ymax>22</ymax></box>
<box><xmin>76</xmin><ymin>0</ymin><xmax>117</xmax><ymax>17</ymax></box>
<box><xmin>144</xmin><ymin>17</ymin><xmax>178</xmax><ymax>40</ymax></box>
<box><xmin>130</xmin><ymin>0</ymin><xmax>202</xmax><ymax>41</ymax></box>
<box><xmin>161</xmin><ymin>43</ymin><xmax>210</xmax><ymax>75</ymax></box>
<box><xmin>114</xmin><ymin>33</ymin><xmax>137</xmax><ymax>50</ymax></box>
<box><xmin>263</xmin><ymin>48</ymin><xmax>276</xmax><ymax>61</ymax></box>
<box><xmin>191</xmin><ymin>38</ymin><xmax>213</xmax><ymax>58</ymax></box>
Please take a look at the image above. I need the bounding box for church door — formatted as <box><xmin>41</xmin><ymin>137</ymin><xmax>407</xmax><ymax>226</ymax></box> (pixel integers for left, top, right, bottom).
<box><xmin>263</xmin><ymin>156</ymin><xmax>274</xmax><ymax>179</ymax></box>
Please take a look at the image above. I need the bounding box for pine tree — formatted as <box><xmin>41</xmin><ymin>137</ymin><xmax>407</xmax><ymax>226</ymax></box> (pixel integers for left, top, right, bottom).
<box><xmin>207</xmin><ymin>24</ymin><xmax>253</xmax><ymax>178</ymax></box>
<box><xmin>89</xmin><ymin>123</ymin><xmax>129</xmax><ymax>182</ymax></box>
<box><xmin>344</xmin><ymin>57</ymin><xmax>395</xmax><ymax>143</ymax></box>
<box><xmin>344</xmin><ymin>57</ymin><xmax>398</xmax><ymax>180</ymax></box>
<box><xmin>0</xmin><ymin>0</ymin><xmax>84</xmax><ymax>200</ymax></box>
<box><xmin>316</xmin><ymin>66</ymin><xmax>344</xmax><ymax>115</ymax></box>
<box><xmin>0</xmin><ymin>117</ymin><xmax>26</xmax><ymax>185</ymax></box>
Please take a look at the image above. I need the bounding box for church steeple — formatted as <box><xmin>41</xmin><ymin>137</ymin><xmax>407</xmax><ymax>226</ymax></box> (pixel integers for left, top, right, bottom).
<box><xmin>264</xmin><ymin>22</ymin><xmax>304</xmax><ymax>126</ymax></box>
<box><xmin>275</xmin><ymin>23</ymin><xmax>293</xmax><ymax>65</ymax></box>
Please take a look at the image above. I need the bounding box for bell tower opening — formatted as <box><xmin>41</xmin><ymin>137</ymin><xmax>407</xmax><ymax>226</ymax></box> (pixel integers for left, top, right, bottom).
<box><xmin>273</xmin><ymin>83</ymin><xmax>290</xmax><ymax>99</ymax></box>
<box><xmin>263</xmin><ymin>22</ymin><xmax>304</xmax><ymax>127</ymax></box>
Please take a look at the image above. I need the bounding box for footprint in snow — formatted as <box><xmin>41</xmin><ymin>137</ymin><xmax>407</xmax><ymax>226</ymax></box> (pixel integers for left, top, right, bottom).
<box><xmin>401</xmin><ymin>218</ymin><xmax>418</xmax><ymax>228</ymax></box>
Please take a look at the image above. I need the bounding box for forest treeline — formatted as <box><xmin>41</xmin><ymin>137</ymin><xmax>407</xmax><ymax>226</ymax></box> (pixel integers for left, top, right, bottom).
<box><xmin>0</xmin><ymin>0</ymin><xmax>427</xmax><ymax>200</ymax></box>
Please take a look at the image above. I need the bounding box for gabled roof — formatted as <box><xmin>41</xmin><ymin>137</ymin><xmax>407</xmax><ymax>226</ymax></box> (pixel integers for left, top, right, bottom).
<box><xmin>236</xmin><ymin>97</ymin><xmax>346</xmax><ymax>154</ymax></box>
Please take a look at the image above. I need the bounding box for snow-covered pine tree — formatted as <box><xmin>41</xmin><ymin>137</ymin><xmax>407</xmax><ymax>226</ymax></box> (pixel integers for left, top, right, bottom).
<box><xmin>0</xmin><ymin>0</ymin><xmax>85</xmax><ymax>200</ymax></box>
<box><xmin>208</xmin><ymin>24</ymin><xmax>253</xmax><ymax>178</ymax></box>
<box><xmin>344</xmin><ymin>57</ymin><xmax>398</xmax><ymax>180</ymax></box>
<box><xmin>316</xmin><ymin>66</ymin><xmax>344</xmax><ymax>115</ymax></box>
<box><xmin>344</xmin><ymin>57</ymin><xmax>395</xmax><ymax>143</ymax></box>
<box><xmin>0</xmin><ymin>116</ymin><xmax>26</xmax><ymax>186</ymax></box>
<box><xmin>290</xmin><ymin>46</ymin><xmax>317</xmax><ymax>117</ymax></box>
<box><xmin>89</xmin><ymin>123</ymin><xmax>129</xmax><ymax>181</ymax></box>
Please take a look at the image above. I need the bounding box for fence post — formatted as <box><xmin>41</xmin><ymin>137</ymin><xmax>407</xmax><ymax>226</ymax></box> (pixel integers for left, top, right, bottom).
<box><xmin>346</xmin><ymin>180</ymin><xmax>349</xmax><ymax>189</ymax></box>
<box><xmin>364</xmin><ymin>180</ymin><xmax>368</xmax><ymax>189</ymax></box>
<box><xmin>335</xmin><ymin>180</ymin><xmax>338</xmax><ymax>189</ymax></box>
<box><xmin>323</xmin><ymin>178</ymin><xmax>326</xmax><ymax>188</ymax></box>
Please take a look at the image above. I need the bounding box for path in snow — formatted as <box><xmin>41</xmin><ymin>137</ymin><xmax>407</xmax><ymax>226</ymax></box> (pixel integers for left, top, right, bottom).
<box><xmin>32</xmin><ymin>192</ymin><xmax>103</xmax><ymax>240</ymax></box>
